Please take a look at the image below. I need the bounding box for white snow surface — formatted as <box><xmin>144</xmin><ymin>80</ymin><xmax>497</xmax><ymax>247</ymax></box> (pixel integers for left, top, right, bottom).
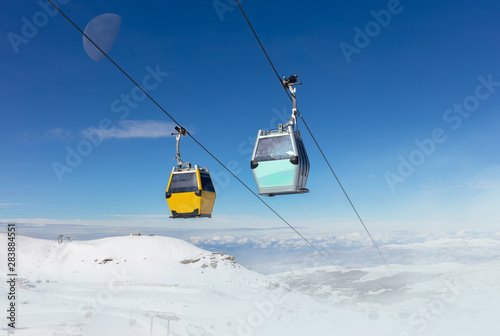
<box><xmin>1</xmin><ymin>233</ymin><xmax>499</xmax><ymax>335</ymax></box>
<box><xmin>12</xmin><ymin>234</ymin><xmax>264</xmax><ymax>286</ymax></box>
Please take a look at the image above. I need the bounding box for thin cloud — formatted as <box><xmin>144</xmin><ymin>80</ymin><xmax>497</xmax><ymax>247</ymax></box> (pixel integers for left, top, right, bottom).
<box><xmin>44</xmin><ymin>128</ymin><xmax>74</xmax><ymax>142</ymax></box>
<box><xmin>420</xmin><ymin>184</ymin><xmax>464</xmax><ymax>192</ymax></box>
<box><xmin>20</xmin><ymin>128</ymin><xmax>73</xmax><ymax>143</ymax></box>
<box><xmin>467</xmin><ymin>181</ymin><xmax>494</xmax><ymax>190</ymax></box>
<box><xmin>83</xmin><ymin>120</ymin><xmax>177</xmax><ymax>140</ymax></box>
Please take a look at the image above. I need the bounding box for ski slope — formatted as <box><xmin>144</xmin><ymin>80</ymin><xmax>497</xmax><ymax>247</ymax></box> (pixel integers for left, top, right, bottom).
<box><xmin>0</xmin><ymin>233</ymin><xmax>499</xmax><ymax>335</ymax></box>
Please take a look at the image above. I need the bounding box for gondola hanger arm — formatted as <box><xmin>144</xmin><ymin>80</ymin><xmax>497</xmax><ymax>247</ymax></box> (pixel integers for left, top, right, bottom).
<box><xmin>280</xmin><ymin>75</ymin><xmax>302</xmax><ymax>131</ymax></box>
<box><xmin>172</xmin><ymin>126</ymin><xmax>190</xmax><ymax>168</ymax></box>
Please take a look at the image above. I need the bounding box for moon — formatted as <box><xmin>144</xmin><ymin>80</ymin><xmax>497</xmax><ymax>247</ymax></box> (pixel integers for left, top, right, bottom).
<box><xmin>83</xmin><ymin>13</ymin><xmax>121</xmax><ymax>63</ymax></box>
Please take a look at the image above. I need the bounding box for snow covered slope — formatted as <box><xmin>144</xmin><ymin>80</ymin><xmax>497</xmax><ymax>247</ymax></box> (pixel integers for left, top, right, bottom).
<box><xmin>0</xmin><ymin>234</ymin><xmax>338</xmax><ymax>336</ymax></box>
<box><xmin>1</xmin><ymin>234</ymin><xmax>499</xmax><ymax>335</ymax></box>
<box><xmin>273</xmin><ymin>239</ymin><xmax>500</xmax><ymax>336</ymax></box>
<box><xmin>9</xmin><ymin>234</ymin><xmax>267</xmax><ymax>287</ymax></box>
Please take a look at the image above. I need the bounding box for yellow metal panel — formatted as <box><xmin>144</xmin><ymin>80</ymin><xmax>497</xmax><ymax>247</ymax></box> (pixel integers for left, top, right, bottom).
<box><xmin>167</xmin><ymin>192</ymin><xmax>202</xmax><ymax>215</ymax></box>
<box><xmin>200</xmin><ymin>191</ymin><xmax>216</xmax><ymax>216</ymax></box>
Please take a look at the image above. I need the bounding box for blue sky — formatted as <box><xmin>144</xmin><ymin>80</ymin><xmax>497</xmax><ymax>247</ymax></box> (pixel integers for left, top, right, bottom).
<box><xmin>2</xmin><ymin>0</ymin><xmax>500</xmax><ymax>242</ymax></box>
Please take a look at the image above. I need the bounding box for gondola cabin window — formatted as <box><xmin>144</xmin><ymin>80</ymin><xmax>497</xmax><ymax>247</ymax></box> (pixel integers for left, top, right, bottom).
<box><xmin>254</xmin><ymin>135</ymin><xmax>294</xmax><ymax>162</ymax></box>
<box><xmin>200</xmin><ymin>172</ymin><xmax>215</xmax><ymax>192</ymax></box>
<box><xmin>168</xmin><ymin>172</ymin><xmax>198</xmax><ymax>193</ymax></box>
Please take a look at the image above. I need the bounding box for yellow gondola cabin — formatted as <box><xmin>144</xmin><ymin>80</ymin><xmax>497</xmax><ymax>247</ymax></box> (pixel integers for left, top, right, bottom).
<box><xmin>166</xmin><ymin>165</ymin><xmax>216</xmax><ymax>218</ymax></box>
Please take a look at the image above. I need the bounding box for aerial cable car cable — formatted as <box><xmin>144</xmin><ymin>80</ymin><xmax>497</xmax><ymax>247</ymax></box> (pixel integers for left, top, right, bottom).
<box><xmin>46</xmin><ymin>0</ymin><xmax>182</xmax><ymax>127</ymax></box>
<box><xmin>298</xmin><ymin>114</ymin><xmax>392</xmax><ymax>272</ymax></box>
<box><xmin>234</xmin><ymin>0</ymin><xmax>391</xmax><ymax>272</ymax></box>
<box><xmin>250</xmin><ymin>76</ymin><xmax>310</xmax><ymax>197</ymax></box>
<box><xmin>46</xmin><ymin>0</ymin><xmax>342</xmax><ymax>272</ymax></box>
<box><xmin>233</xmin><ymin>0</ymin><xmax>292</xmax><ymax>102</ymax></box>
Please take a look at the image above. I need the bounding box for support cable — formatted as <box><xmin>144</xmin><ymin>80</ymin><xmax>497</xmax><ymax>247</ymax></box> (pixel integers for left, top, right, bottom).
<box><xmin>234</xmin><ymin>0</ymin><xmax>391</xmax><ymax>272</ymax></box>
<box><xmin>234</xmin><ymin>0</ymin><xmax>292</xmax><ymax>102</ymax></box>
<box><xmin>47</xmin><ymin>0</ymin><xmax>342</xmax><ymax>272</ymax></box>
<box><xmin>298</xmin><ymin>115</ymin><xmax>391</xmax><ymax>272</ymax></box>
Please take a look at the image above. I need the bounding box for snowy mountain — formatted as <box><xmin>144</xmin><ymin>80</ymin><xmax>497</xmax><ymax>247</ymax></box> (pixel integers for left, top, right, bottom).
<box><xmin>273</xmin><ymin>238</ymin><xmax>500</xmax><ymax>336</ymax></box>
<box><xmin>10</xmin><ymin>234</ymin><xmax>266</xmax><ymax>287</ymax></box>
<box><xmin>0</xmin><ymin>234</ymin><xmax>337</xmax><ymax>336</ymax></box>
<box><xmin>1</xmin><ymin>233</ymin><xmax>499</xmax><ymax>335</ymax></box>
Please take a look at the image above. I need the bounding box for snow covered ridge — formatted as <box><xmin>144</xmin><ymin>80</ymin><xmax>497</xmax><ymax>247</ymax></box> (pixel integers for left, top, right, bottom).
<box><xmin>0</xmin><ymin>233</ymin><xmax>343</xmax><ymax>336</ymax></box>
<box><xmin>0</xmin><ymin>234</ymin><xmax>267</xmax><ymax>286</ymax></box>
<box><xmin>0</xmin><ymin>233</ymin><xmax>499</xmax><ymax>335</ymax></box>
